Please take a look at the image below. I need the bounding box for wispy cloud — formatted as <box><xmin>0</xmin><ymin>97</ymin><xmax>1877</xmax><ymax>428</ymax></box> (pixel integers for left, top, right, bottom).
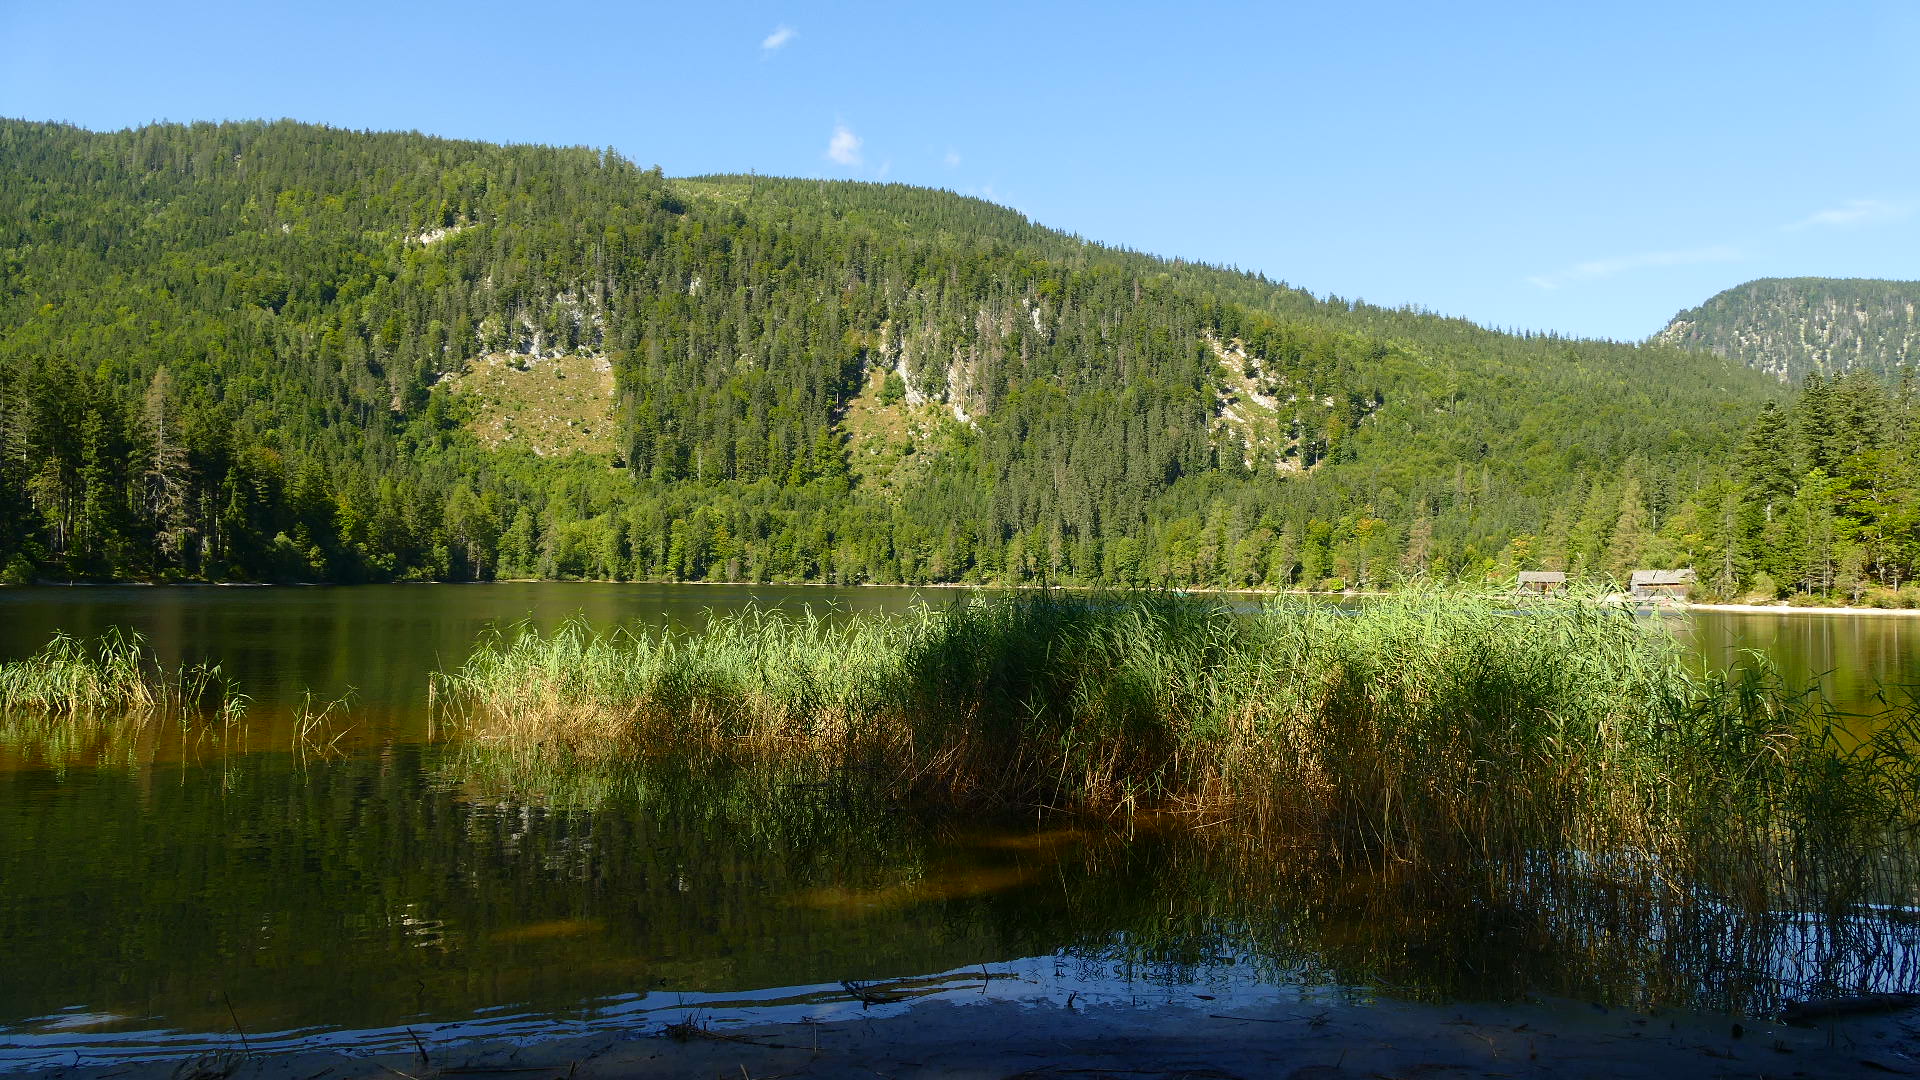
<box><xmin>826</xmin><ymin>124</ymin><xmax>862</xmax><ymax>167</ymax></box>
<box><xmin>1526</xmin><ymin>245</ymin><xmax>1742</xmax><ymax>290</ymax></box>
<box><xmin>760</xmin><ymin>25</ymin><xmax>796</xmax><ymax>52</ymax></box>
<box><xmin>943</xmin><ymin>148</ymin><xmax>961</xmax><ymax>168</ymax></box>
<box><xmin>1783</xmin><ymin>199</ymin><xmax>1912</xmax><ymax>231</ymax></box>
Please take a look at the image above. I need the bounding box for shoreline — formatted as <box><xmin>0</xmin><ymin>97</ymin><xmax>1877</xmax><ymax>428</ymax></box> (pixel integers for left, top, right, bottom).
<box><xmin>19</xmin><ymin>994</ymin><xmax>1914</xmax><ymax>1080</ymax></box>
<box><xmin>1687</xmin><ymin>601</ymin><xmax>1920</xmax><ymax>617</ymax></box>
<box><xmin>9</xmin><ymin>578</ymin><xmax>1920</xmax><ymax>617</ymax></box>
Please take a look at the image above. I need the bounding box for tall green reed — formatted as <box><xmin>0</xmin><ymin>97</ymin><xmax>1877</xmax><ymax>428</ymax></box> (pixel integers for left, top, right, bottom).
<box><xmin>431</xmin><ymin>590</ymin><xmax>1919</xmax><ymax>912</ymax></box>
<box><xmin>0</xmin><ymin>629</ymin><xmax>245</xmax><ymax>725</ymax></box>
<box><xmin>0</xmin><ymin>630</ymin><xmax>248</xmax><ymax>768</ymax></box>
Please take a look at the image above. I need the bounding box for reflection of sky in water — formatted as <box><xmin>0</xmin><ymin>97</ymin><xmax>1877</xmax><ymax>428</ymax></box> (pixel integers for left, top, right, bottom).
<box><xmin>0</xmin><ymin>954</ymin><xmax>1345</xmax><ymax>1068</ymax></box>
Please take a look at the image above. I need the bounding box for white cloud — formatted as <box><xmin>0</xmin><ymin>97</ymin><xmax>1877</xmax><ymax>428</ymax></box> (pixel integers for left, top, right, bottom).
<box><xmin>1783</xmin><ymin>199</ymin><xmax>1912</xmax><ymax>231</ymax></box>
<box><xmin>760</xmin><ymin>25</ymin><xmax>796</xmax><ymax>52</ymax></box>
<box><xmin>943</xmin><ymin>148</ymin><xmax>961</xmax><ymax>168</ymax></box>
<box><xmin>826</xmin><ymin>124</ymin><xmax>862</xmax><ymax>166</ymax></box>
<box><xmin>1527</xmin><ymin>245</ymin><xmax>1742</xmax><ymax>290</ymax></box>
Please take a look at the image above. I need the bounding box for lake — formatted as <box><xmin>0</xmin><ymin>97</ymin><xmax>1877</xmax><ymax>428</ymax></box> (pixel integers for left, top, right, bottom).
<box><xmin>2</xmin><ymin>584</ymin><xmax>1917</xmax><ymax>1066</ymax></box>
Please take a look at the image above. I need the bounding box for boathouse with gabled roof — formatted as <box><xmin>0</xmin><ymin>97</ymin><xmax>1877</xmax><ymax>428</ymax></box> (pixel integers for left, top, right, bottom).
<box><xmin>1516</xmin><ymin>571</ymin><xmax>1567</xmax><ymax>594</ymax></box>
<box><xmin>1628</xmin><ymin>569</ymin><xmax>1695</xmax><ymax>600</ymax></box>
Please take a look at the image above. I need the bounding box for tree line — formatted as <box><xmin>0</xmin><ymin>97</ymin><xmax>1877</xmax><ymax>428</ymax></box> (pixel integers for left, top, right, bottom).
<box><xmin>0</xmin><ymin>119</ymin><xmax>1792</xmax><ymax>590</ymax></box>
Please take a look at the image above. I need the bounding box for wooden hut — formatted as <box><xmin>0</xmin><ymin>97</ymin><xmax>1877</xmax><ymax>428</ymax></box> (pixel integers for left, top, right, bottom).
<box><xmin>1516</xmin><ymin>571</ymin><xmax>1567</xmax><ymax>594</ymax></box>
<box><xmin>1628</xmin><ymin>569</ymin><xmax>1695</xmax><ymax>600</ymax></box>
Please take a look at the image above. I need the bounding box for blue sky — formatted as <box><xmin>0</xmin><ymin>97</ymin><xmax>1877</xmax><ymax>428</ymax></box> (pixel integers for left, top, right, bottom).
<box><xmin>4</xmin><ymin>0</ymin><xmax>1915</xmax><ymax>340</ymax></box>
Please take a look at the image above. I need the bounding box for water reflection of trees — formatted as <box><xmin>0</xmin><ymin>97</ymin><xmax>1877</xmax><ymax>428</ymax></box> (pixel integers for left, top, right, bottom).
<box><xmin>4</xmin><ymin>749</ymin><xmax>1916</xmax><ymax>1042</ymax></box>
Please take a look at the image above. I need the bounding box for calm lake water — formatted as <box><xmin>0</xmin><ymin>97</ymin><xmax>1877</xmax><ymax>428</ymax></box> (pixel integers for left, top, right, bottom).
<box><xmin>2</xmin><ymin>585</ymin><xmax>1917</xmax><ymax>1065</ymax></box>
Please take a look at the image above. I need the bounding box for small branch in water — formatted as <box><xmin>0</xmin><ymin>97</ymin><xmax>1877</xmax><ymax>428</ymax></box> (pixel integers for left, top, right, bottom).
<box><xmin>840</xmin><ymin>980</ymin><xmax>905</xmax><ymax>1006</ymax></box>
<box><xmin>223</xmin><ymin>992</ymin><xmax>252</xmax><ymax>1057</ymax></box>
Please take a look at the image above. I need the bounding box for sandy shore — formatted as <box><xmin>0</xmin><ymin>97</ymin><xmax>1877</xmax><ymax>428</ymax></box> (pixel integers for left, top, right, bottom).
<box><xmin>1688</xmin><ymin>601</ymin><xmax>1920</xmax><ymax>617</ymax></box>
<box><xmin>17</xmin><ymin>995</ymin><xmax>1920</xmax><ymax>1080</ymax></box>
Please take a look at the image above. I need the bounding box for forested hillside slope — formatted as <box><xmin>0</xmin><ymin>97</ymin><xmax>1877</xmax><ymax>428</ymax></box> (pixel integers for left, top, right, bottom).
<box><xmin>1659</xmin><ymin>277</ymin><xmax>1920</xmax><ymax>381</ymax></box>
<box><xmin>0</xmin><ymin>119</ymin><xmax>1778</xmax><ymax>587</ymax></box>
<box><xmin>1696</xmin><ymin>370</ymin><xmax>1920</xmax><ymax>604</ymax></box>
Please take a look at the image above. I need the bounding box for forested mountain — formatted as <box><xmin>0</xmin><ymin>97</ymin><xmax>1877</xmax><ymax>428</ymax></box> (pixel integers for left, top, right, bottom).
<box><xmin>0</xmin><ymin>119</ymin><xmax>1781</xmax><ymax>587</ymax></box>
<box><xmin>1658</xmin><ymin>278</ymin><xmax>1920</xmax><ymax>381</ymax></box>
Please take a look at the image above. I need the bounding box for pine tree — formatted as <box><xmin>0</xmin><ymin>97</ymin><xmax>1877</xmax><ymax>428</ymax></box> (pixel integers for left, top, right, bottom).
<box><xmin>1603</xmin><ymin>477</ymin><xmax>1650</xmax><ymax>583</ymax></box>
<box><xmin>141</xmin><ymin>367</ymin><xmax>193</xmax><ymax>564</ymax></box>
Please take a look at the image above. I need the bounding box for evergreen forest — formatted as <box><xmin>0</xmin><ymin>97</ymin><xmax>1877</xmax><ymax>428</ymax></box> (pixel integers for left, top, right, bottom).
<box><xmin>1660</xmin><ymin>276</ymin><xmax>1920</xmax><ymax>382</ymax></box>
<box><xmin>4</xmin><ymin>118</ymin><xmax>1910</xmax><ymax>601</ymax></box>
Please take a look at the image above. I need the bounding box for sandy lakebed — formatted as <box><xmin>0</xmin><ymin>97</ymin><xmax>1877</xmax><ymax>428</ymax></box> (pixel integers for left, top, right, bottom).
<box><xmin>16</xmin><ymin>995</ymin><xmax>1920</xmax><ymax>1080</ymax></box>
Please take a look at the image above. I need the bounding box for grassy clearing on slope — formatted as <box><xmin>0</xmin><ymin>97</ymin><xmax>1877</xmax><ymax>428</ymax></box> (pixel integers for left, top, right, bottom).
<box><xmin>443</xmin><ymin>352</ymin><xmax>616</xmax><ymax>457</ymax></box>
<box><xmin>839</xmin><ymin>361</ymin><xmax>967</xmax><ymax>497</ymax></box>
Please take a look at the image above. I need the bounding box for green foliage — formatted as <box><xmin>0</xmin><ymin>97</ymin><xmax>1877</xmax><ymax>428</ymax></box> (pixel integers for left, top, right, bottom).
<box><xmin>1658</xmin><ymin>368</ymin><xmax>1920</xmax><ymax>602</ymax></box>
<box><xmin>1661</xmin><ymin>277</ymin><xmax>1920</xmax><ymax>381</ymax></box>
<box><xmin>0</xmin><ymin>119</ymin><xmax>1780</xmax><ymax>586</ymax></box>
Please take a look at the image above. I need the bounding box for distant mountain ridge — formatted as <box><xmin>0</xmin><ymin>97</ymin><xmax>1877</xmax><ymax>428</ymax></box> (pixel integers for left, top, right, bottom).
<box><xmin>1658</xmin><ymin>277</ymin><xmax>1920</xmax><ymax>381</ymax></box>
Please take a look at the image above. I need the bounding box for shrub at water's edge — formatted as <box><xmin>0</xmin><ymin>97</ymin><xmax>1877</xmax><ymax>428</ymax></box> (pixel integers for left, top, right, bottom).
<box><xmin>431</xmin><ymin>591</ymin><xmax>1920</xmax><ymax>898</ymax></box>
<box><xmin>0</xmin><ymin>629</ymin><xmax>247</xmax><ymax>727</ymax></box>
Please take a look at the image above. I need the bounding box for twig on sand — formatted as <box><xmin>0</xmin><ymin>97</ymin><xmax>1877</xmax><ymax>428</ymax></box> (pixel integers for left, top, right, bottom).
<box><xmin>1207</xmin><ymin>1011</ymin><xmax>1329</xmax><ymax>1026</ymax></box>
<box><xmin>663</xmin><ymin>1015</ymin><xmax>803</xmax><ymax>1051</ymax></box>
<box><xmin>170</xmin><ymin>1053</ymin><xmax>244</xmax><ymax>1080</ymax></box>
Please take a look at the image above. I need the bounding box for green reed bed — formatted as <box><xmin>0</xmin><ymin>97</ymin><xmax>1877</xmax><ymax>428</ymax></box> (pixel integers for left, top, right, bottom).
<box><xmin>432</xmin><ymin>591</ymin><xmax>1920</xmax><ymax>899</ymax></box>
<box><xmin>0</xmin><ymin>629</ymin><xmax>247</xmax><ymax>729</ymax></box>
<box><xmin>435</xmin><ymin>592</ymin><xmax>1920</xmax><ymax>1012</ymax></box>
<box><xmin>432</xmin><ymin>607</ymin><xmax>910</xmax><ymax>756</ymax></box>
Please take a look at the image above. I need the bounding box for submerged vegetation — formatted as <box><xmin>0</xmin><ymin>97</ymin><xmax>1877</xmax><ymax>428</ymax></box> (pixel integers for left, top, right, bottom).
<box><xmin>434</xmin><ymin>591</ymin><xmax>1920</xmax><ymax>992</ymax></box>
